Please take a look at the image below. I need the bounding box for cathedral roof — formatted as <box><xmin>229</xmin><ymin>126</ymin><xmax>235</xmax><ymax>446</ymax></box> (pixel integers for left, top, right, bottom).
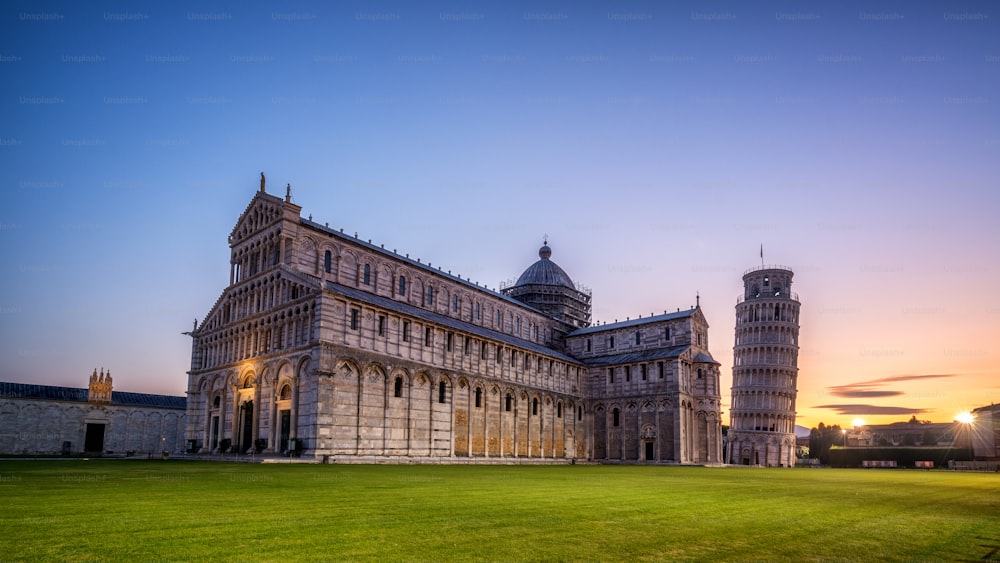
<box><xmin>566</xmin><ymin>308</ymin><xmax>697</xmax><ymax>337</ymax></box>
<box><xmin>577</xmin><ymin>345</ymin><xmax>720</xmax><ymax>367</ymax></box>
<box><xmin>513</xmin><ymin>242</ymin><xmax>576</xmax><ymax>289</ymax></box>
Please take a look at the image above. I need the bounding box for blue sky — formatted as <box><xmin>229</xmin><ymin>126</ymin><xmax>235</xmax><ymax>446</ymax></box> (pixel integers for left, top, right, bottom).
<box><xmin>2</xmin><ymin>0</ymin><xmax>998</xmax><ymax>428</ymax></box>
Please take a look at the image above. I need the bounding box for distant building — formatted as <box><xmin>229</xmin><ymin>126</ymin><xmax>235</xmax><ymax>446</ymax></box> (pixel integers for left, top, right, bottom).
<box><xmin>866</xmin><ymin>419</ymin><xmax>957</xmax><ymax>448</ymax></box>
<box><xmin>0</xmin><ymin>369</ymin><xmax>187</xmax><ymax>455</ymax></box>
<box><xmin>971</xmin><ymin>404</ymin><xmax>1000</xmax><ymax>460</ymax></box>
<box><xmin>184</xmin><ymin>181</ymin><xmax>723</xmax><ymax>463</ymax></box>
<box><xmin>726</xmin><ymin>266</ymin><xmax>801</xmax><ymax>467</ymax></box>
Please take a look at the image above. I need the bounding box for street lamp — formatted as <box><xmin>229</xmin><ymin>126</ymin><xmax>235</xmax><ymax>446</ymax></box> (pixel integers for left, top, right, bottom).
<box><xmin>842</xmin><ymin>428</ymin><xmax>847</xmax><ymax>447</ymax></box>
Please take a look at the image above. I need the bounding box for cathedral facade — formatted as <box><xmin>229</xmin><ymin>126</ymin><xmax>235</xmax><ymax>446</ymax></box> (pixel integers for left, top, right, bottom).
<box><xmin>184</xmin><ymin>180</ymin><xmax>723</xmax><ymax>463</ymax></box>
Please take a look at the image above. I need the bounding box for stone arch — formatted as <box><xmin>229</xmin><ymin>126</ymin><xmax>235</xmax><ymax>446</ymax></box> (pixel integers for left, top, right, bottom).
<box><xmin>413</xmin><ymin>370</ymin><xmax>431</xmax><ymax>388</ymax></box>
<box><xmin>372</xmin><ymin>261</ymin><xmax>394</xmax><ymax>295</ymax></box>
<box><xmin>300</xmin><ymin>237</ymin><xmax>318</xmax><ymax>273</ymax></box>
<box><xmin>335</xmin><ymin>358</ymin><xmax>360</xmax><ymax>380</ymax></box>
<box><xmin>295</xmin><ymin>355</ymin><xmax>311</xmax><ymax>378</ymax></box>
<box><xmin>389</xmin><ymin>366</ymin><xmax>411</xmax><ymax>385</ymax></box>
<box><xmin>365</xmin><ymin>363</ymin><xmax>387</xmax><ymax>384</ymax></box>
<box><xmin>340</xmin><ymin>248</ymin><xmax>359</xmax><ymax>271</ymax></box>
<box><xmin>411</xmin><ymin>277</ymin><xmax>424</xmax><ymax>304</ymax></box>
<box><xmin>238</xmin><ymin>369</ymin><xmax>257</xmax><ymax>389</ymax></box>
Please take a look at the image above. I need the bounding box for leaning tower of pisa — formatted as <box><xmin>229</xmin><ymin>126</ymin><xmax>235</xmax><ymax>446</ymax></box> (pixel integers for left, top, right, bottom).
<box><xmin>726</xmin><ymin>265</ymin><xmax>800</xmax><ymax>467</ymax></box>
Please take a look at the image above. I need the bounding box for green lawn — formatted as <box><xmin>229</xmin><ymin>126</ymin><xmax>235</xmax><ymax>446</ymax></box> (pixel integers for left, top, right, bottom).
<box><xmin>1</xmin><ymin>461</ymin><xmax>998</xmax><ymax>561</ymax></box>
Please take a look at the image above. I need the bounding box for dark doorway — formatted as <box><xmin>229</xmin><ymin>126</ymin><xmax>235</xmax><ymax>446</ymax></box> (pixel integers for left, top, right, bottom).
<box><xmin>645</xmin><ymin>441</ymin><xmax>654</xmax><ymax>461</ymax></box>
<box><xmin>279</xmin><ymin>410</ymin><xmax>291</xmax><ymax>452</ymax></box>
<box><xmin>211</xmin><ymin>416</ymin><xmax>219</xmax><ymax>450</ymax></box>
<box><xmin>239</xmin><ymin>401</ymin><xmax>254</xmax><ymax>453</ymax></box>
<box><xmin>84</xmin><ymin>423</ymin><xmax>105</xmax><ymax>453</ymax></box>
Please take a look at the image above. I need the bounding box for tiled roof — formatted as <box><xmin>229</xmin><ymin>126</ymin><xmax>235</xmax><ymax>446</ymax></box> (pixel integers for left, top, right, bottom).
<box><xmin>579</xmin><ymin>345</ymin><xmax>691</xmax><ymax>367</ymax></box>
<box><xmin>327</xmin><ymin>282</ymin><xmax>581</xmax><ymax>364</ymax></box>
<box><xmin>579</xmin><ymin>346</ymin><xmax>719</xmax><ymax>368</ymax></box>
<box><xmin>111</xmin><ymin>391</ymin><xmax>186</xmax><ymax>409</ymax></box>
<box><xmin>0</xmin><ymin>382</ymin><xmax>186</xmax><ymax>409</ymax></box>
<box><xmin>693</xmin><ymin>352</ymin><xmax>721</xmax><ymax>365</ymax></box>
<box><xmin>567</xmin><ymin>309</ymin><xmax>696</xmax><ymax>337</ymax></box>
<box><xmin>0</xmin><ymin>382</ymin><xmax>87</xmax><ymax>402</ymax></box>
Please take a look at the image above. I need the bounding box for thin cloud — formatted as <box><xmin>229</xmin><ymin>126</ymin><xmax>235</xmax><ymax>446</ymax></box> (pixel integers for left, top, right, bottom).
<box><xmin>828</xmin><ymin>373</ymin><xmax>956</xmax><ymax>398</ymax></box>
<box><xmin>813</xmin><ymin>404</ymin><xmax>928</xmax><ymax>416</ymax></box>
<box><xmin>834</xmin><ymin>390</ymin><xmax>903</xmax><ymax>398</ymax></box>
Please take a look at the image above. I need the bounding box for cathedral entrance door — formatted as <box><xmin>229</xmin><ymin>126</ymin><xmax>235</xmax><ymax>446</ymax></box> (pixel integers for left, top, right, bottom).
<box><xmin>279</xmin><ymin>410</ymin><xmax>291</xmax><ymax>452</ymax></box>
<box><xmin>645</xmin><ymin>441</ymin><xmax>654</xmax><ymax>461</ymax></box>
<box><xmin>84</xmin><ymin>423</ymin><xmax>105</xmax><ymax>453</ymax></box>
<box><xmin>239</xmin><ymin>401</ymin><xmax>254</xmax><ymax>453</ymax></box>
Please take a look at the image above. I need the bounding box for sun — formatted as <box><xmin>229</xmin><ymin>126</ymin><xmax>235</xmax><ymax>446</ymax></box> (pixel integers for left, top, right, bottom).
<box><xmin>955</xmin><ymin>412</ymin><xmax>975</xmax><ymax>424</ymax></box>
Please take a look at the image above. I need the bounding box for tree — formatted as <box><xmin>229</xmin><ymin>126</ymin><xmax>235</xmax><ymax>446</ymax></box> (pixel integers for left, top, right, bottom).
<box><xmin>808</xmin><ymin>423</ymin><xmax>843</xmax><ymax>465</ymax></box>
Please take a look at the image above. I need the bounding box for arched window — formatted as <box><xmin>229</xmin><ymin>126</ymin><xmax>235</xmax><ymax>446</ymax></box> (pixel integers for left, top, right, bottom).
<box><xmin>278</xmin><ymin>385</ymin><xmax>291</xmax><ymax>401</ymax></box>
<box><xmin>426</xmin><ymin>286</ymin><xmax>434</xmax><ymax>306</ymax></box>
<box><xmin>363</xmin><ymin>264</ymin><xmax>371</xmax><ymax>285</ymax></box>
<box><xmin>577</xmin><ymin>405</ymin><xmax>583</xmax><ymax>421</ymax></box>
<box><xmin>398</xmin><ymin>275</ymin><xmax>407</xmax><ymax>296</ymax></box>
<box><xmin>505</xmin><ymin>393</ymin><xmax>513</xmax><ymax>412</ymax></box>
<box><xmin>324</xmin><ymin>251</ymin><xmax>332</xmax><ymax>273</ymax></box>
<box><xmin>438</xmin><ymin>381</ymin><xmax>446</xmax><ymax>403</ymax></box>
<box><xmin>394</xmin><ymin>377</ymin><xmax>403</xmax><ymax>398</ymax></box>
<box><xmin>213</xmin><ymin>395</ymin><xmax>221</xmax><ymax>408</ymax></box>
<box><xmin>532</xmin><ymin>398</ymin><xmax>538</xmax><ymax>415</ymax></box>
<box><xmin>557</xmin><ymin>402</ymin><xmax>562</xmax><ymax>418</ymax></box>
<box><xmin>612</xmin><ymin>408</ymin><xmax>620</xmax><ymax>427</ymax></box>
<box><xmin>475</xmin><ymin>387</ymin><xmax>482</xmax><ymax>408</ymax></box>
<box><xmin>452</xmin><ymin>295</ymin><xmax>459</xmax><ymax>312</ymax></box>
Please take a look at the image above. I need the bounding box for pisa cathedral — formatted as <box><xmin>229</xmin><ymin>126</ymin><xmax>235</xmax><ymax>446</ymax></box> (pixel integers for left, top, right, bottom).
<box><xmin>184</xmin><ymin>178</ymin><xmax>725</xmax><ymax>463</ymax></box>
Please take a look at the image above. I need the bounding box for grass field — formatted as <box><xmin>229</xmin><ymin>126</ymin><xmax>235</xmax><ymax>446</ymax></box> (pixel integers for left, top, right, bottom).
<box><xmin>1</xmin><ymin>460</ymin><xmax>998</xmax><ymax>561</ymax></box>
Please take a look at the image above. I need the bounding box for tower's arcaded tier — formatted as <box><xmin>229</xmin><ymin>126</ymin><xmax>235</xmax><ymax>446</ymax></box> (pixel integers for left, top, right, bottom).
<box><xmin>726</xmin><ymin>266</ymin><xmax>800</xmax><ymax>467</ymax></box>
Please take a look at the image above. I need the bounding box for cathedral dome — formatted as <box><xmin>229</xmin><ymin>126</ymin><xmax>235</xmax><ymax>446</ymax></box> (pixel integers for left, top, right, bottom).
<box><xmin>513</xmin><ymin>242</ymin><xmax>576</xmax><ymax>289</ymax></box>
